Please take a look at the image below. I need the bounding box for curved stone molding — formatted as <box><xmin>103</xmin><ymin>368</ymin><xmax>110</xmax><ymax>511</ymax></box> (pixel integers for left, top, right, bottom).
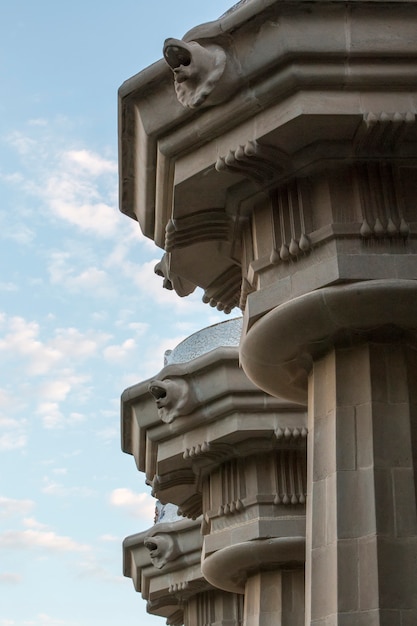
<box><xmin>241</xmin><ymin>279</ymin><xmax>417</xmax><ymax>403</ymax></box>
<box><xmin>165</xmin><ymin>211</ymin><xmax>232</xmax><ymax>252</ymax></box>
<box><xmin>215</xmin><ymin>140</ymin><xmax>289</xmax><ymax>185</ymax></box>
<box><xmin>148</xmin><ymin>377</ymin><xmax>198</xmax><ymax>423</ymax></box>
<box><xmin>163</xmin><ymin>38</ymin><xmax>228</xmax><ymax>109</ymax></box>
<box><xmin>154</xmin><ymin>253</ymin><xmax>196</xmax><ymax>297</ymax></box>
<box><xmin>201</xmin><ymin>536</ymin><xmax>305</xmax><ymax>594</ymax></box>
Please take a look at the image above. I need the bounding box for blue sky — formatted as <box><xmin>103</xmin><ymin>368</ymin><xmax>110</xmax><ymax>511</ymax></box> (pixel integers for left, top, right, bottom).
<box><xmin>0</xmin><ymin>2</ymin><xmax>233</xmax><ymax>625</ymax></box>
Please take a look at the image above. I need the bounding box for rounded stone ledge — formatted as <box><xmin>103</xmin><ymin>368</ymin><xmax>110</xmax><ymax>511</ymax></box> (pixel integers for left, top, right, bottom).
<box><xmin>240</xmin><ymin>279</ymin><xmax>417</xmax><ymax>404</ymax></box>
<box><xmin>201</xmin><ymin>536</ymin><xmax>305</xmax><ymax>594</ymax></box>
<box><xmin>164</xmin><ymin>317</ymin><xmax>242</xmax><ymax>365</ymax></box>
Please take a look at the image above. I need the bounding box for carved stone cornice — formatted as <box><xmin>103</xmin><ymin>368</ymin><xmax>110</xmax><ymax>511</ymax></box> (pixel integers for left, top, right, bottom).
<box><xmin>119</xmin><ymin>1</ymin><xmax>417</xmax><ymax>317</ymax></box>
<box><xmin>123</xmin><ymin>517</ymin><xmax>209</xmax><ymax>624</ymax></box>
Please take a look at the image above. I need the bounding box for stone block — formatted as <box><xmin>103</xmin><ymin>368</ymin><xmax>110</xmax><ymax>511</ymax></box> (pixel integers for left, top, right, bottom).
<box><xmin>310</xmin><ymin>545</ymin><xmax>337</xmax><ymax>621</ymax></box>
<box><xmin>392</xmin><ymin>468</ymin><xmax>417</xmax><ymax>537</ymax></box>
<box><xmin>312</xmin><ymin>413</ymin><xmax>336</xmax><ymax>481</ymax></box>
<box><xmin>373</xmin><ymin>468</ymin><xmax>394</xmax><ymax>536</ymax></box>
<box><xmin>358</xmin><ymin>535</ymin><xmax>379</xmax><ymax>611</ymax></box>
<box><xmin>335</xmin><ymin>405</ymin><xmax>357</xmax><ymax>471</ymax></box>
<box><xmin>336</xmin><ymin>468</ymin><xmax>376</xmax><ymax>538</ymax></box>
<box><xmin>335</xmin><ymin>345</ymin><xmax>371</xmax><ymax>407</ymax></box>
<box><xmin>337</xmin><ymin>539</ymin><xmax>359</xmax><ymax>612</ymax></box>
<box><xmin>372</xmin><ymin>403</ymin><xmax>412</xmax><ymax>469</ymax></box>
<box><xmin>311</xmin><ymin>478</ymin><xmax>326</xmax><ymax>549</ymax></box>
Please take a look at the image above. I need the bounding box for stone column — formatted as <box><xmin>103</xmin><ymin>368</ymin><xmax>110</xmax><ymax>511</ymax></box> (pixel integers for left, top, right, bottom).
<box><xmin>306</xmin><ymin>342</ymin><xmax>417</xmax><ymax>626</ymax></box>
<box><xmin>240</xmin><ymin>281</ymin><xmax>417</xmax><ymax>624</ymax></box>
<box><xmin>121</xmin><ymin>320</ymin><xmax>307</xmax><ymax>626</ymax></box>
<box><xmin>118</xmin><ymin>2</ymin><xmax>417</xmax><ymax>624</ymax></box>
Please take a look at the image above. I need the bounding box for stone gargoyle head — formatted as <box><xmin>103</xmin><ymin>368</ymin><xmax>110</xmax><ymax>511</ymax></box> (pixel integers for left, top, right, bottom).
<box><xmin>154</xmin><ymin>253</ymin><xmax>196</xmax><ymax>298</ymax></box>
<box><xmin>143</xmin><ymin>531</ymin><xmax>180</xmax><ymax>569</ymax></box>
<box><xmin>148</xmin><ymin>377</ymin><xmax>198</xmax><ymax>424</ymax></box>
<box><xmin>163</xmin><ymin>37</ymin><xmax>228</xmax><ymax>109</ymax></box>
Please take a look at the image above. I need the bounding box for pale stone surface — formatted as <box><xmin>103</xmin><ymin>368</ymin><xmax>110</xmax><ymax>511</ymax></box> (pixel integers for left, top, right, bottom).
<box><xmin>119</xmin><ymin>1</ymin><xmax>417</xmax><ymax>624</ymax></box>
<box><xmin>122</xmin><ymin>320</ymin><xmax>306</xmax><ymax>623</ymax></box>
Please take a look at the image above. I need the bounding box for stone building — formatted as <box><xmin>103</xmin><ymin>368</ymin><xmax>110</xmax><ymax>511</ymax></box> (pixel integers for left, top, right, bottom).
<box><xmin>119</xmin><ymin>1</ymin><xmax>417</xmax><ymax>624</ymax></box>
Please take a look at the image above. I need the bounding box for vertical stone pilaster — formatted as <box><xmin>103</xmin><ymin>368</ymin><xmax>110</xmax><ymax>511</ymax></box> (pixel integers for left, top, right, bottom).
<box><xmin>244</xmin><ymin>570</ymin><xmax>304</xmax><ymax>626</ymax></box>
<box><xmin>306</xmin><ymin>343</ymin><xmax>417</xmax><ymax>625</ymax></box>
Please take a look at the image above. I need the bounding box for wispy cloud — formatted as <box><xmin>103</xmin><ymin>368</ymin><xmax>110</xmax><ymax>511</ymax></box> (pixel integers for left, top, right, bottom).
<box><xmin>0</xmin><ymin>529</ymin><xmax>90</xmax><ymax>553</ymax></box>
<box><xmin>47</xmin><ymin>252</ymin><xmax>114</xmax><ymax>298</ymax></box>
<box><xmin>0</xmin><ymin>417</ymin><xmax>27</xmax><ymax>452</ymax></box>
<box><xmin>0</xmin><ymin>497</ymin><xmax>34</xmax><ymax>519</ymax></box>
<box><xmin>41</xmin><ymin>477</ymin><xmax>96</xmax><ymax>499</ymax></box>
<box><xmin>0</xmin><ymin>572</ymin><xmax>22</xmax><ymax>585</ymax></box>
<box><xmin>5</xmin><ymin>128</ymin><xmax>122</xmax><ymax>239</ymax></box>
<box><xmin>109</xmin><ymin>488</ymin><xmax>155</xmax><ymax>520</ymax></box>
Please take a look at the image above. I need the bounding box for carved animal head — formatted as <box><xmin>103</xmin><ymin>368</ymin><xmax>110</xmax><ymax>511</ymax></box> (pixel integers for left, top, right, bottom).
<box><xmin>143</xmin><ymin>532</ymin><xmax>180</xmax><ymax>569</ymax></box>
<box><xmin>154</xmin><ymin>253</ymin><xmax>196</xmax><ymax>298</ymax></box>
<box><xmin>148</xmin><ymin>378</ymin><xmax>197</xmax><ymax>424</ymax></box>
<box><xmin>163</xmin><ymin>38</ymin><xmax>227</xmax><ymax>109</ymax></box>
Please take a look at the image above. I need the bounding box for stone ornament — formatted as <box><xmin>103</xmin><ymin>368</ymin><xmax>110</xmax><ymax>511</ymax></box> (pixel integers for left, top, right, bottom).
<box><xmin>154</xmin><ymin>253</ymin><xmax>196</xmax><ymax>298</ymax></box>
<box><xmin>163</xmin><ymin>38</ymin><xmax>227</xmax><ymax>109</ymax></box>
<box><xmin>148</xmin><ymin>377</ymin><xmax>197</xmax><ymax>423</ymax></box>
<box><xmin>143</xmin><ymin>531</ymin><xmax>180</xmax><ymax>569</ymax></box>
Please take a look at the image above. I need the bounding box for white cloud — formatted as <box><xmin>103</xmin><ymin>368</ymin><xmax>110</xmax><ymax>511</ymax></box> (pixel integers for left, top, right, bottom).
<box><xmin>99</xmin><ymin>534</ymin><xmax>119</xmax><ymax>542</ymax></box>
<box><xmin>0</xmin><ymin>572</ymin><xmax>22</xmax><ymax>585</ymax></box>
<box><xmin>22</xmin><ymin>518</ymin><xmax>49</xmax><ymax>530</ymax></box>
<box><xmin>103</xmin><ymin>338</ymin><xmax>136</xmax><ymax>363</ymax></box>
<box><xmin>41</xmin><ymin>478</ymin><xmax>95</xmax><ymax>499</ymax></box>
<box><xmin>0</xmin><ymin>418</ymin><xmax>27</xmax><ymax>452</ymax></box>
<box><xmin>0</xmin><ymin>282</ymin><xmax>18</xmax><ymax>292</ymax></box>
<box><xmin>0</xmin><ymin>316</ymin><xmax>61</xmax><ymax>375</ymax></box>
<box><xmin>76</xmin><ymin>554</ymin><xmax>124</xmax><ymax>584</ymax></box>
<box><xmin>0</xmin><ymin>497</ymin><xmax>34</xmax><ymax>519</ymax></box>
<box><xmin>36</xmin><ymin>403</ymin><xmax>65</xmax><ymax>430</ymax></box>
<box><xmin>51</xmin><ymin>327</ymin><xmax>108</xmax><ymax>359</ymax></box>
<box><xmin>47</xmin><ymin>252</ymin><xmax>114</xmax><ymax>298</ymax></box>
<box><xmin>0</xmin><ymin>529</ymin><xmax>90</xmax><ymax>553</ymax></box>
<box><xmin>5</xmin><ymin>129</ymin><xmax>122</xmax><ymax>239</ymax></box>
<box><xmin>64</xmin><ymin>150</ymin><xmax>117</xmax><ymax>176</ymax></box>
<box><xmin>109</xmin><ymin>488</ymin><xmax>155</xmax><ymax>520</ymax></box>
<box><xmin>96</xmin><ymin>426</ymin><xmax>118</xmax><ymax>443</ymax></box>
<box><xmin>52</xmin><ymin>468</ymin><xmax>68</xmax><ymax>476</ymax></box>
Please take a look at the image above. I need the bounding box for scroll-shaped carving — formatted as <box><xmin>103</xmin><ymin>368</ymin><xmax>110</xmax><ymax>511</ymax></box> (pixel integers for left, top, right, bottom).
<box><xmin>148</xmin><ymin>377</ymin><xmax>198</xmax><ymax>423</ymax></box>
<box><xmin>165</xmin><ymin>211</ymin><xmax>232</xmax><ymax>252</ymax></box>
<box><xmin>355</xmin><ymin>163</ymin><xmax>410</xmax><ymax>239</ymax></box>
<box><xmin>215</xmin><ymin>140</ymin><xmax>289</xmax><ymax>185</ymax></box>
<box><xmin>163</xmin><ymin>38</ymin><xmax>227</xmax><ymax>109</ymax></box>
<box><xmin>154</xmin><ymin>253</ymin><xmax>196</xmax><ymax>297</ymax></box>
<box><xmin>202</xmin><ymin>265</ymin><xmax>242</xmax><ymax>314</ymax></box>
<box><xmin>150</xmin><ymin>471</ymin><xmax>197</xmax><ymax>500</ymax></box>
<box><xmin>143</xmin><ymin>527</ymin><xmax>182</xmax><ymax>569</ymax></box>
<box><xmin>355</xmin><ymin>111</ymin><xmax>416</xmax><ymax>154</ymax></box>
